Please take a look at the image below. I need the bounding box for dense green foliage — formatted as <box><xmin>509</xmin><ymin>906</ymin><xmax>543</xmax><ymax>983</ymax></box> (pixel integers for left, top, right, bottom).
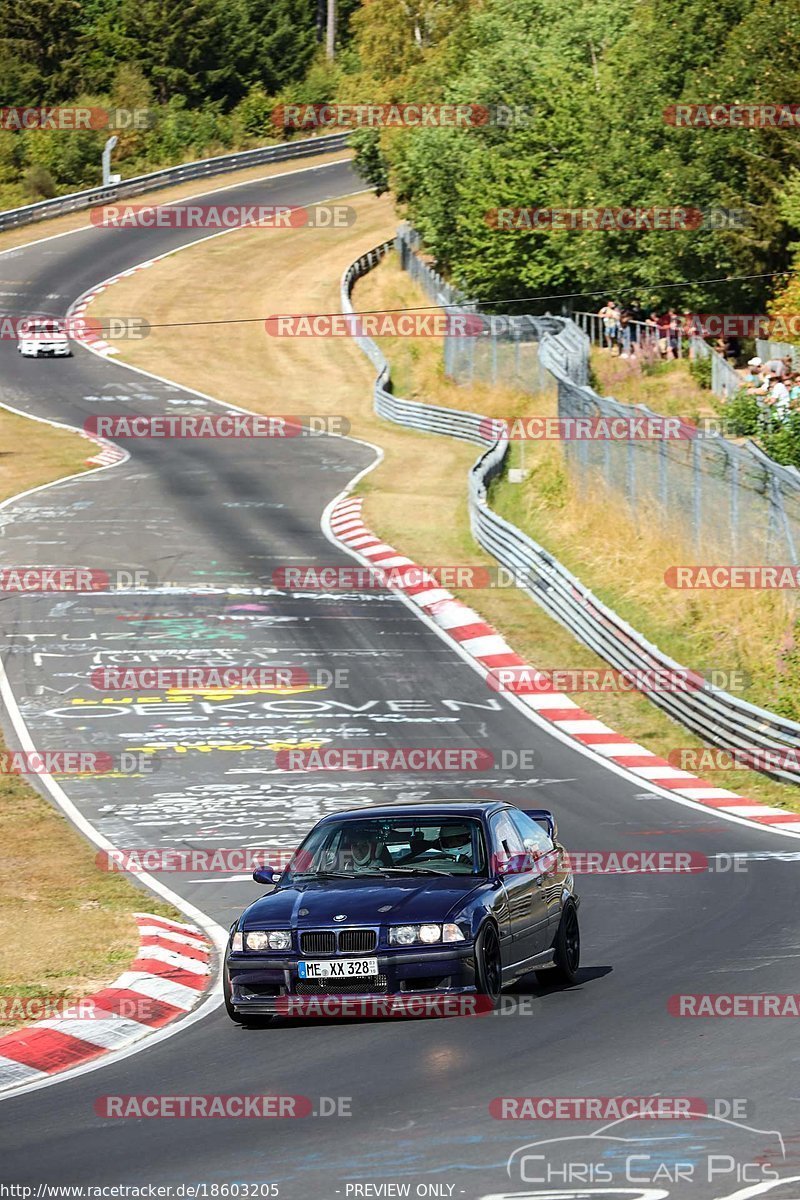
<box><xmin>0</xmin><ymin>0</ymin><xmax>360</xmax><ymax>206</ymax></box>
<box><xmin>341</xmin><ymin>0</ymin><xmax>800</xmax><ymax>314</ymax></box>
<box><xmin>689</xmin><ymin>356</ymin><xmax>712</xmax><ymax>390</ymax></box>
<box><xmin>717</xmin><ymin>390</ymin><xmax>800</xmax><ymax>467</ymax></box>
<box><xmin>718</xmin><ymin>390</ymin><xmax>762</xmax><ymax>438</ymax></box>
<box><xmin>6</xmin><ymin>0</ymin><xmax>800</xmax><ymax>326</ymax></box>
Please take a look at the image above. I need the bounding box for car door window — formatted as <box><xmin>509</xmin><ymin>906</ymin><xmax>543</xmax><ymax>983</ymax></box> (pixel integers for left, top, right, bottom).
<box><xmin>509</xmin><ymin>811</ymin><xmax>555</xmax><ymax>868</ymax></box>
<box><xmin>489</xmin><ymin>811</ymin><xmax>526</xmax><ymax>873</ymax></box>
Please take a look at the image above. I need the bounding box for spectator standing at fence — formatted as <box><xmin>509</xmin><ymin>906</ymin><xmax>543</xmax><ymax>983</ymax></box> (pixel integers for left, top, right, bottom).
<box><xmin>766</xmin><ymin>372</ymin><xmax>791</xmax><ymax>424</ymax></box>
<box><xmin>743</xmin><ymin>357</ymin><xmax>763</xmax><ymax>388</ymax></box>
<box><xmin>667</xmin><ymin>309</ymin><xmax>681</xmax><ymax>359</ymax></box>
<box><xmin>619</xmin><ymin>309</ymin><xmax>633</xmax><ymax>358</ymax></box>
<box><xmin>598</xmin><ymin>300</ymin><xmax>620</xmax><ymax>352</ymax></box>
<box><xmin>628</xmin><ymin>302</ymin><xmax>643</xmax><ymax>351</ymax></box>
<box><xmin>764</xmin><ymin>354</ymin><xmax>787</xmax><ymax>377</ymax></box>
<box><xmin>656</xmin><ymin>312</ymin><xmax>670</xmax><ymax>358</ymax></box>
<box><xmin>645</xmin><ymin>311</ymin><xmax>659</xmax><ymax>352</ymax></box>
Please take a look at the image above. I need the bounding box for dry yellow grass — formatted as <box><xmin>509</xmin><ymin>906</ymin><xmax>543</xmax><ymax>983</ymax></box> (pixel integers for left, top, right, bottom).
<box><xmin>0</xmin><ymin>408</ymin><xmax>179</xmax><ymax>1030</ymax></box>
<box><xmin>86</xmin><ymin>211</ymin><xmax>800</xmax><ymax>812</ymax></box>
<box><xmin>0</xmin><ymin>404</ymin><xmax>89</xmax><ymax>494</ymax></box>
<box><xmin>590</xmin><ymin>347</ymin><xmax>717</xmax><ymax>419</ymax></box>
<box><xmin>0</xmin><ymin>773</ymin><xmax>178</xmax><ymax>1028</ymax></box>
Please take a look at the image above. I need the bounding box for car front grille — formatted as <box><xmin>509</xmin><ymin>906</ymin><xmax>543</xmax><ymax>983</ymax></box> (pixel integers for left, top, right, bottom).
<box><xmin>299</xmin><ymin>928</ymin><xmax>377</xmax><ymax>955</ymax></box>
<box><xmin>295</xmin><ymin>975</ymin><xmax>388</xmax><ymax>996</ymax></box>
<box><xmin>300</xmin><ymin>931</ymin><xmax>336</xmax><ymax>955</ymax></box>
<box><xmin>338</xmin><ymin>929</ymin><xmax>377</xmax><ymax>953</ymax></box>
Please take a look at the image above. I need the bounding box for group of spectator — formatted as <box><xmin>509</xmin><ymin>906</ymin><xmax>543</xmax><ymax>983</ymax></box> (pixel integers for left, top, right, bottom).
<box><xmin>597</xmin><ymin>300</ymin><xmax>686</xmax><ymax>360</ymax></box>
<box><xmin>595</xmin><ymin>301</ymin><xmax>800</xmax><ymax>431</ymax></box>
<box><xmin>741</xmin><ymin>354</ymin><xmax>800</xmax><ymax>425</ymax></box>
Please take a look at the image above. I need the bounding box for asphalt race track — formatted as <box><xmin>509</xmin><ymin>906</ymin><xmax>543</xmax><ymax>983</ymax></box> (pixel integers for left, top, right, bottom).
<box><xmin>0</xmin><ymin>155</ymin><xmax>799</xmax><ymax>1200</ymax></box>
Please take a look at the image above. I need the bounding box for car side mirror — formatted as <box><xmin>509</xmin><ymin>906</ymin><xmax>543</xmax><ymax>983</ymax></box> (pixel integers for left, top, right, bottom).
<box><xmin>252</xmin><ymin>868</ymin><xmax>282</xmax><ymax>885</ymax></box>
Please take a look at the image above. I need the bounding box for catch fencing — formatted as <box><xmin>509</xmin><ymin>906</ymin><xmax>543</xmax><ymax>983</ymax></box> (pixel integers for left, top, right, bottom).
<box><xmin>395</xmin><ymin>228</ymin><xmax>800</xmax><ymax>560</ymax></box>
<box><xmin>756</xmin><ymin>339</ymin><xmax>800</xmax><ymax>370</ymax></box>
<box><xmin>342</xmin><ymin>233</ymin><xmax>800</xmax><ymax>784</ymax></box>
<box><xmin>574</xmin><ymin>309</ymin><xmax>744</xmax><ymax>399</ymax></box>
<box><xmin>0</xmin><ymin>133</ymin><xmax>350</xmax><ymax>233</ymax></box>
<box><xmin>688</xmin><ymin>336</ymin><xmax>743</xmax><ymax>399</ymax></box>
<box><xmin>397</xmin><ymin>226</ymin><xmax>561</xmax><ymax>395</ymax></box>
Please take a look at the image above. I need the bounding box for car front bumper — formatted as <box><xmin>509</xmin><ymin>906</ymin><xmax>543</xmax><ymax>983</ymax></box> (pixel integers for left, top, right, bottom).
<box><xmin>20</xmin><ymin>343</ymin><xmax>71</xmax><ymax>356</ymax></box>
<box><xmin>227</xmin><ymin>944</ymin><xmax>477</xmax><ymax>1016</ymax></box>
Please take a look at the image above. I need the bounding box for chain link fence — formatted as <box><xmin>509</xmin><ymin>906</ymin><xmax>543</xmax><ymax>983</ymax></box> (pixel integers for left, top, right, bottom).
<box><xmin>688</xmin><ymin>336</ymin><xmax>743</xmax><ymax>399</ymax></box>
<box><xmin>756</xmin><ymin>338</ymin><xmax>800</xmax><ymax>370</ymax></box>
<box><xmin>396</xmin><ymin>225</ymin><xmax>559</xmax><ymax>395</ymax></box>
<box><xmin>394</xmin><ymin>226</ymin><xmax>800</xmax><ymax>562</ymax></box>
<box><xmin>344</xmin><ymin>237</ymin><xmax>800</xmax><ymax>784</ymax></box>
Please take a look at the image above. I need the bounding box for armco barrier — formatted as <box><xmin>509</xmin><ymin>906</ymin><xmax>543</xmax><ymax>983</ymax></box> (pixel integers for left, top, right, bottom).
<box><xmin>0</xmin><ymin>133</ymin><xmax>350</xmax><ymax>233</ymax></box>
<box><xmin>342</xmin><ymin>235</ymin><xmax>800</xmax><ymax>785</ymax></box>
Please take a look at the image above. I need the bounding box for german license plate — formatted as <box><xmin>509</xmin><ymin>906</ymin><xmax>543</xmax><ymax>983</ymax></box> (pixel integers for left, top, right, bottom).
<box><xmin>298</xmin><ymin>958</ymin><xmax>378</xmax><ymax>979</ymax></box>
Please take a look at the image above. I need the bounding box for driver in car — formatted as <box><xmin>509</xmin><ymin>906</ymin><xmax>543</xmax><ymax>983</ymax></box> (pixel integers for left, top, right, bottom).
<box><xmin>436</xmin><ymin>825</ymin><xmax>472</xmax><ymax>865</ymax></box>
<box><xmin>341</xmin><ymin>830</ymin><xmax>393</xmax><ymax>871</ymax></box>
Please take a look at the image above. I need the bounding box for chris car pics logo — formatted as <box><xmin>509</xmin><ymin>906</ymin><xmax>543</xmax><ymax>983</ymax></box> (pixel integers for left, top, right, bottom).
<box><xmin>504</xmin><ymin>1111</ymin><xmax>787</xmax><ymax>1193</ymax></box>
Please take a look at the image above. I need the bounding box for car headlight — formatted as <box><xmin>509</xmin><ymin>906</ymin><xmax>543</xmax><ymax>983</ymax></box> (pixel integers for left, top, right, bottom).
<box><xmin>389</xmin><ymin>923</ymin><xmax>464</xmax><ymax>945</ymax></box>
<box><xmin>266</xmin><ymin>930</ymin><xmax>291</xmax><ymax>950</ymax></box>
<box><xmin>244</xmin><ymin>930</ymin><xmax>291</xmax><ymax>951</ymax></box>
<box><xmin>390</xmin><ymin>925</ymin><xmax>419</xmax><ymax>946</ymax></box>
<box><xmin>231</xmin><ymin>931</ymin><xmax>243</xmax><ymax>952</ymax></box>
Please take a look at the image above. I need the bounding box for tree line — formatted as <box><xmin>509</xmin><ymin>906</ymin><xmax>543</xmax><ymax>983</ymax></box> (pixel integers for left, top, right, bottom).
<box><xmin>4</xmin><ymin>0</ymin><xmax>800</xmax><ymax>319</ymax></box>
<box><xmin>340</xmin><ymin>0</ymin><xmax>800</xmax><ymax>314</ymax></box>
<box><xmin>0</xmin><ymin>0</ymin><xmax>359</xmax><ymax>207</ymax></box>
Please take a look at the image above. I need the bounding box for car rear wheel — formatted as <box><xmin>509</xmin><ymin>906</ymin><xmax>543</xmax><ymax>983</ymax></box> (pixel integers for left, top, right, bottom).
<box><xmin>475</xmin><ymin>922</ymin><xmax>503</xmax><ymax>1006</ymax></box>
<box><xmin>537</xmin><ymin>901</ymin><xmax>580</xmax><ymax>986</ymax></box>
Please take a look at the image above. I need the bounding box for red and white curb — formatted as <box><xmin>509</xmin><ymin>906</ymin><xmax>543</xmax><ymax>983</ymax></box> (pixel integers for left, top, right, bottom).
<box><xmin>69</xmin><ymin>261</ymin><xmax>155</xmax><ymax>358</ymax></box>
<box><xmin>328</xmin><ymin>496</ymin><xmax>800</xmax><ymax>834</ymax></box>
<box><xmin>0</xmin><ymin>913</ymin><xmax>212</xmax><ymax>1092</ymax></box>
<box><xmin>79</xmin><ymin>430</ymin><xmax>127</xmax><ymax>467</ymax></box>
<box><xmin>69</xmin><ymin>269</ymin><xmax>155</xmax><ymax>464</ymax></box>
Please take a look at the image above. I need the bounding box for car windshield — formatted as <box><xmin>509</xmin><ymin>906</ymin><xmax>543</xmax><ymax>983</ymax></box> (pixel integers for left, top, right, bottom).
<box><xmin>23</xmin><ymin>320</ymin><xmax>63</xmax><ymax>336</ymax></box>
<box><xmin>284</xmin><ymin>816</ymin><xmax>486</xmax><ymax>881</ymax></box>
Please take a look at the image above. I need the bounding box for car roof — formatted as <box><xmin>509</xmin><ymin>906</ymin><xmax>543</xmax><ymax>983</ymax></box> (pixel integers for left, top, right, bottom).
<box><xmin>315</xmin><ymin>802</ymin><xmax>510</xmax><ymax>824</ymax></box>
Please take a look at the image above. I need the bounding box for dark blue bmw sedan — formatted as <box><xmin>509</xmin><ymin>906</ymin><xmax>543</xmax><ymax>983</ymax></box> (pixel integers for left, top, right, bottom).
<box><xmin>224</xmin><ymin>801</ymin><xmax>580</xmax><ymax>1022</ymax></box>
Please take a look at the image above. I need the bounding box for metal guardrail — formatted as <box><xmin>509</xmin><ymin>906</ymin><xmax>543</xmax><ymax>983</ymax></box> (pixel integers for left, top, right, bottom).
<box><xmin>342</xmin><ymin>234</ymin><xmax>800</xmax><ymax>785</ymax></box>
<box><xmin>0</xmin><ymin>133</ymin><xmax>350</xmax><ymax>233</ymax></box>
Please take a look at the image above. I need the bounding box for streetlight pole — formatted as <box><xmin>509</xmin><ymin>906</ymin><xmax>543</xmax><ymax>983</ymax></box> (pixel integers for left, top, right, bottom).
<box><xmin>102</xmin><ymin>135</ymin><xmax>119</xmax><ymax>187</ymax></box>
<box><xmin>326</xmin><ymin>0</ymin><xmax>336</xmax><ymax>61</ymax></box>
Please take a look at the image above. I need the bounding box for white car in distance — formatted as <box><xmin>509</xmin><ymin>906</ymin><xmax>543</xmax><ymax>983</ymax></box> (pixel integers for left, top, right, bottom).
<box><xmin>18</xmin><ymin>317</ymin><xmax>72</xmax><ymax>358</ymax></box>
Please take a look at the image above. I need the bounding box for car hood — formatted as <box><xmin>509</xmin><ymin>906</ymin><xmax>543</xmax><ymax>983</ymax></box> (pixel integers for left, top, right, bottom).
<box><xmin>241</xmin><ymin>876</ymin><xmax>483</xmax><ymax>928</ymax></box>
